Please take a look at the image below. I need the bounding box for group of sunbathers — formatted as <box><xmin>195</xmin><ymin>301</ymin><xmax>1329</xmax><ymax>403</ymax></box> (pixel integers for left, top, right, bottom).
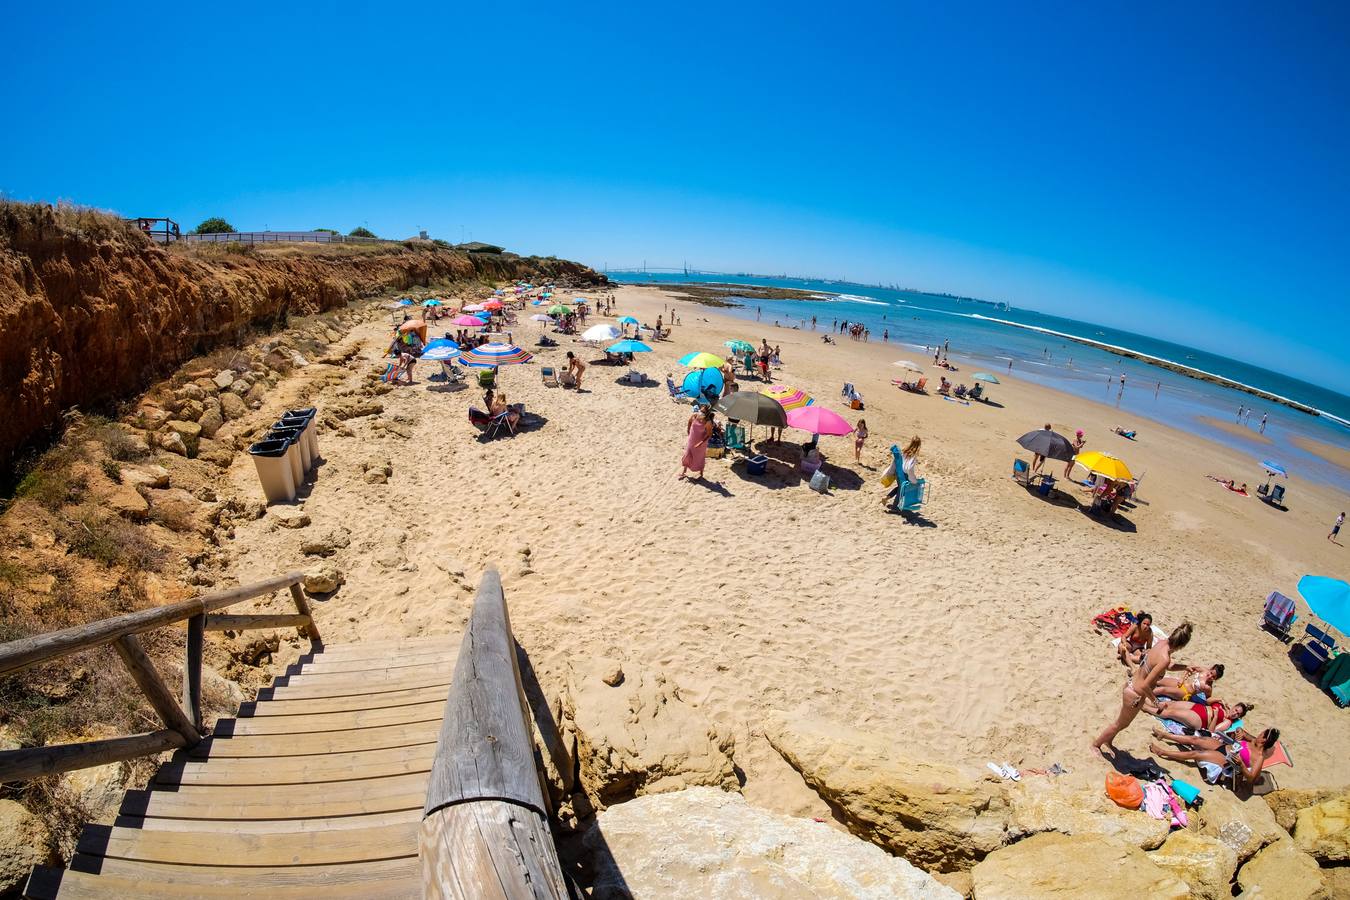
<box><xmin>1096</xmin><ymin>614</ymin><xmax>1279</xmax><ymax>788</ymax></box>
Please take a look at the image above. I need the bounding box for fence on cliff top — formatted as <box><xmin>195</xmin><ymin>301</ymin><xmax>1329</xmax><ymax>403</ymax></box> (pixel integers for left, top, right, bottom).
<box><xmin>182</xmin><ymin>230</ymin><xmax>395</xmax><ymax>246</ymax></box>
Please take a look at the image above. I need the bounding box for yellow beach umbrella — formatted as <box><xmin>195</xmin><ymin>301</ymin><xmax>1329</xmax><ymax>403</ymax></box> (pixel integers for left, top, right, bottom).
<box><xmin>1074</xmin><ymin>451</ymin><xmax>1133</xmax><ymax>481</ymax></box>
<box><xmin>679</xmin><ymin>351</ymin><xmax>727</xmax><ymax>369</ymax></box>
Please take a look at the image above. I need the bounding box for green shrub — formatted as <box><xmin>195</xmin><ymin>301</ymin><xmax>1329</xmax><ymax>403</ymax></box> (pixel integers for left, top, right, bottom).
<box><xmin>348</xmin><ymin>226</ymin><xmax>377</xmax><ymax>238</ymax></box>
<box><xmin>63</xmin><ymin>512</ymin><xmax>162</xmax><ymax>570</ymax></box>
<box><xmin>14</xmin><ymin>450</ymin><xmax>88</xmax><ymax>510</ymax></box>
<box><xmin>192</xmin><ymin>217</ymin><xmax>235</xmax><ymax>234</ymax></box>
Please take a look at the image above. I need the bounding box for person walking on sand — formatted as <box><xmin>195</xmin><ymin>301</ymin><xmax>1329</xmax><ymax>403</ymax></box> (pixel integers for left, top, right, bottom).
<box><xmin>679</xmin><ymin>405</ymin><xmax>714</xmax><ymax>481</ymax></box>
<box><xmin>1236</xmin><ymin>405</ymin><xmax>1244</xmax><ymax>423</ymax></box>
<box><xmin>1091</xmin><ymin>622</ymin><xmax>1193</xmax><ymax>758</ymax></box>
<box><xmin>1331</xmin><ymin>512</ymin><xmax>1345</xmax><ymax>544</ymax></box>
<box><xmin>854</xmin><ymin>418</ymin><xmax>868</xmax><ymax>462</ymax></box>
<box><xmin>1066</xmin><ymin>429</ymin><xmax>1086</xmax><ymax>477</ymax></box>
<box><xmin>1259</xmin><ymin>413</ymin><xmax>1268</xmax><ymax>434</ymax></box>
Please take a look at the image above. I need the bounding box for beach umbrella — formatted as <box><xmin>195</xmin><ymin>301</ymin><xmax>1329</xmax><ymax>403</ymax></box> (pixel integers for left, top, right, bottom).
<box><xmin>618</xmin><ymin>315</ymin><xmax>639</xmax><ymax>325</ymax></box>
<box><xmin>1298</xmin><ymin>576</ymin><xmax>1350</xmax><ymax>636</ymax></box>
<box><xmin>725</xmin><ymin>339</ymin><xmax>755</xmax><ymax>354</ymax></box>
<box><xmin>972</xmin><ymin>372</ymin><xmax>1001</xmax><ymax>384</ymax></box>
<box><xmin>532</xmin><ymin>299</ymin><xmax>544</xmax><ymax>305</ymax></box>
<box><xmin>463</xmin><ymin>303</ymin><xmax>486</xmax><ymax>312</ymax></box>
<box><xmin>581</xmin><ymin>323</ymin><xmax>622</xmax><ymax>342</ymax></box>
<box><xmin>1074</xmin><ymin>450</ymin><xmax>1134</xmax><ymax>481</ymax></box>
<box><xmin>458</xmin><ymin>342</ymin><xmax>534</xmax><ymax>367</ymax></box>
<box><xmin>761</xmin><ymin>385</ymin><xmax>814</xmax><ymax>411</ymax></box>
<box><xmin>398</xmin><ymin>319</ymin><xmax>427</xmax><ymax>333</ymax></box>
<box><xmin>397</xmin><ymin>298</ymin><xmax>414</xmax><ymax>306</ymax></box>
<box><xmin>529</xmin><ymin>313</ymin><xmax>553</xmax><ymax>323</ymax></box>
<box><xmin>452</xmin><ymin>314</ymin><xmax>489</xmax><ymax>327</ymax></box>
<box><xmin>1259</xmin><ymin>459</ymin><xmax>1288</xmax><ymax>476</ymax></box>
<box><xmin>786</xmin><ymin>405</ymin><xmax>854</xmax><ymax>436</ymax></box>
<box><xmin>573</xmin><ymin>296</ymin><xmax>588</xmax><ymax>303</ymax></box>
<box><xmin>893</xmin><ymin>360</ymin><xmax>924</xmax><ymax>372</ymax></box>
<box><xmin>548</xmin><ymin>304</ymin><xmax>573</xmax><ymax>316</ymax></box>
<box><xmin>606</xmin><ymin>339</ymin><xmax>652</xmax><ymax>354</ymax></box>
<box><xmin>1017</xmin><ymin>429</ymin><xmax>1075</xmax><ymax>461</ymax></box>
<box><xmin>483</xmin><ymin>299</ymin><xmax>505</xmax><ymax>311</ymax></box>
<box><xmin>715</xmin><ymin>392</ymin><xmax>787</xmax><ymax>428</ymax></box>
<box><xmin>420</xmin><ymin>339</ymin><xmax>461</xmax><ymax>362</ymax></box>
<box><xmin>679</xmin><ymin>351</ymin><xmax>726</xmax><ymax>369</ymax></box>
<box><xmin>680</xmin><ymin>367</ymin><xmax>724</xmax><ymax>404</ymax></box>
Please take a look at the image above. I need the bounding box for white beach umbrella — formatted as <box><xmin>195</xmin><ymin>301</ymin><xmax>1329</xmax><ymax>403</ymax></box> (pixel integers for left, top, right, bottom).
<box><xmin>581</xmin><ymin>323</ymin><xmax>622</xmax><ymax>343</ymax></box>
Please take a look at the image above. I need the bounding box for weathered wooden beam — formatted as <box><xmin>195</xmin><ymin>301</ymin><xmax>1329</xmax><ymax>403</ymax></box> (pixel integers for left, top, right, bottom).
<box><xmin>113</xmin><ymin>635</ymin><xmax>201</xmax><ymax>747</ymax></box>
<box><xmin>421</xmin><ymin>567</ymin><xmax>566</xmax><ymax>898</ymax></box>
<box><xmin>420</xmin><ymin>800</ymin><xmax>568</xmax><ymax>900</ymax></box>
<box><xmin>203</xmin><ymin>614</ymin><xmax>311</xmax><ymax>632</ymax></box>
<box><xmin>0</xmin><ymin>572</ymin><xmax>304</xmax><ymax>677</ymax></box>
<box><xmin>289</xmin><ymin>583</ymin><xmax>321</xmax><ymax>642</ymax></box>
<box><xmin>182</xmin><ymin>613</ymin><xmax>204</xmax><ymax>731</ymax></box>
<box><xmin>0</xmin><ymin>730</ymin><xmax>186</xmax><ymax>783</ymax></box>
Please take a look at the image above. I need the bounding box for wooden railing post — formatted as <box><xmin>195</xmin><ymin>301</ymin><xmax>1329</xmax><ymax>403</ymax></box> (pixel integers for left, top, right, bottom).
<box><xmin>420</xmin><ymin>567</ymin><xmax>567</xmax><ymax>899</ymax></box>
<box><xmin>183</xmin><ymin>613</ymin><xmax>204</xmax><ymax>731</ymax></box>
<box><xmin>289</xmin><ymin>583</ymin><xmax>321</xmax><ymax>642</ymax></box>
<box><xmin>113</xmin><ymin>634</ymin><xmax>201</xmax><ymax>748</ymax></box>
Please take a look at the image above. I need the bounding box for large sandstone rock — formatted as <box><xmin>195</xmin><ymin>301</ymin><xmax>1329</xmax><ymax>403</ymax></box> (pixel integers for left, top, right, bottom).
<box><xmin>0</xmin><ymin>799</ymin><xmax>55</xmax><ymax>896</ymax></box>
<box><xmin>301</xmin><ymin>527</ymin><xmax>351</xmax><ymax>556</ymax></box>
<box><xmin>765</xmin><ymin>712</ymin><xmax>1008</xmax><ymax>871</ymax></box>
<box><xmin>213</xmin><ymin>370</ymin><xmax>235</xmax><ymax>391</ymax></box>
<box><xmin>1236</xmin><ymin>838</ymin><xmax>1327</xmax><ymax>899</ymax></box>
<box><xmin>197</xmin><ymin>404</ymin><xmax>224</xmax><ymax>438</ymax></box>
<box><xmin>1195</xmin><ymin>785</ymin><xmax>1285</xmax><ymax>862</ymax></box>
<box><xmin>1266</xmin><ymin>788</ymin><xmax>1345</xmax><ymax>832</ymax></box>
<box><xmin>106</xmin><ymin>482</ymin><xmax>149</xmax><ymax>521</ymax></box>
<box><xmin>302</xmin><ymin>563</ymin><xmax>344</xmax><ymax>595</ymax></box>
<box><xmin>1006</xmin><ymin>774</ymin><xmax>1169</xmax><ymax>850</ymax></box>
<box><xmin>164</xmin><ymin>420</ymin><xmax>201</xmax><ymax>456</ymax></box>
<box><xmin>1146</xmin><ymin>831</ymin><xmax>1238</xmax><ymax>900</ymax></box>
<box><xmin>1293</xmin><ymin>796</ymin><xmax>1350</xmax><ymax>862</ymax></box>
<box><xmin>971</xmin><ymin>833</ymin><xmax>1189</xmax><ymax>900</ymax></box>
<box><xmin>219</xmin><ymin>392</ymin><xmax>248</xmax><ymax>421</ymax></box>
<box><xmin>564</xmin><ymin>658</ymin><xmax>736</xmax><ymax>810</ymax></box>
<box><xmin>583</xmin><ymin>788</ymin><xmax>958</xmax><ymax>900</ymax></box>
<box><xmin>122</xmin><ymin>464</ymin><xmax>170</xmax><ymax>490</ymax></box>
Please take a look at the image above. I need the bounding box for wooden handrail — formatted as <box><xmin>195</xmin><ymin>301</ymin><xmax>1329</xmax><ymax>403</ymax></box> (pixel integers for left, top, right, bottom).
<box><xmin>420</xmin><ymin>567</ymin><xmax>567</xmax><ymax>899</ymax></box>
<box><xmin>0</xmin><ymin>572</ymin><xmax>304</xmax><ymax>677</ymax></box>
<box><xmin>0</xmin><ymin>572</ymin><xmax>315</xmax><ymax>784</ymax></box>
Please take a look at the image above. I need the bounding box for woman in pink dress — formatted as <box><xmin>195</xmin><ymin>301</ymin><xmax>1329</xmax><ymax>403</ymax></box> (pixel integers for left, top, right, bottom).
<box><xmin>679</xmin><ymin>406</ymin><xmax>714</xmax><ymax>480</ymax></box>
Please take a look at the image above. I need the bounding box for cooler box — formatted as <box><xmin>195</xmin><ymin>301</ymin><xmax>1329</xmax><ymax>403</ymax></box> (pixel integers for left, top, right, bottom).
<box><xmin>746</xmin><ymin>455</ymin><xmax>769</xmax><ymax>476</ymax></box>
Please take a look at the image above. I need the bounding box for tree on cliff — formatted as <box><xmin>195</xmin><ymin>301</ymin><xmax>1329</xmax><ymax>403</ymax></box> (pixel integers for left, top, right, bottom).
<box><xmin>348</xmin><ymin>226</ymin><xmax>377</xmax><ymax>238</ymax></box>
<box><xmin>192</xmin><ymin>217</ymin><xmax>235</xmax><ymax>234</ymax></box>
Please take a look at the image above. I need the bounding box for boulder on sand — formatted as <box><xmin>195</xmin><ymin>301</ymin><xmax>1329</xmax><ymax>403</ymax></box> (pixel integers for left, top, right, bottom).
<box><xmin>1236</xmin><ymin>838</ymin><xmax>1328</xmax><ymax>899</ymax></box>
<box><xmin>164</xmin><ymin>420</ymin><xmax>201</xmax><ymax>456</ymax></box>
<box><xmin>1006</xmin><ymin>773</ymin><xmax>1170</xmax><ymax>850</ymax></box>
<box><xmin>302</xmin><ymin>563</ymin><xmax>343</xmax><ymax>595</ymax></box>
<box><xmin>1146</xmin><ymin>831</ymin><xmax>1238</xmax><ymax>900</ymax></box>
<box><xmin>564</xmin><ymin>657</ymin><xmax>736</xmax><ymax>810</ymax></box>
<box><xmin>972</xmin><ymin>833</ymin><xmax>1189</xmax><ymax>900</ymax></box>
<box><xmin>765</xmin><ymin>712</ymin><xmax>1009</xmax><ymax>872</ymax></box>
<box><xmin>0</xmin><ymin>799</ymin><xmax>55</xmax><ymax>896</ymax></box>
<box><xmin>219</xmin><ymin>392</ymin><xmax>248</xmax><ymax>421</ymax></box>
<box><xmin>1265</xmin><ymin>788</ymin><xmax>1346</xmax><ymax>832</ymax></box>
<box><xmin>1294</xmin><ymin>795</ymin><xmax>1350</xmax><ymax>862</ymax></box>
<box><xmin>583</xmin><ymin>788</ymin><xmax>958</xmax><ymax>900</ymax></box>
<box><xmin>1194</xmin><ymin>783</ymin><xmax>1285</xmax><ymax>862</ymax></box>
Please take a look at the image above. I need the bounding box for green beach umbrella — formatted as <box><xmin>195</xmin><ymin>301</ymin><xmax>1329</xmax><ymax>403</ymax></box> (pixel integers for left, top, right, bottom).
<box><xmin>547</xmin><ymin>304</ymin><xmax>572</xmax><ymax>316</ymax></box>
<box><xmin>972</xmin><ymin>372</ymin><xmax>1001</xmax><ymax>384</ymax></box>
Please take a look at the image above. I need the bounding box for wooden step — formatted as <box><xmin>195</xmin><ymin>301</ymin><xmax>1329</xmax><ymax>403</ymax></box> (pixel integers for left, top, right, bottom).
<box><xmin>120</xmin><ymin>806</ymin><xmax>422</xmax><ymax>834</ymax></box>
<box><xmin>190</xmin><ymin>721</ymin><xmax>440</xmax><ymax>758</ymax></box>
<box><xmin>122</xmin><ymin>773</ymin><xmax>428</xmax><ymax>821</ymax></box>
<box><xmin>294</xmin><ymin>651</ymin><xmax>456</xmax><ymax>675</ymax></box>
<box><xmin>240</xmin><ymin>684</ymin><xmax>450</xmax><ymax>717</ymax></box>
<box><xmin>273</xmin><ymin>660</ymin><xmax>451</xmax><ymax>685</ymax></box>
<box><xmin>260</xmin><ymin>673</ymin><xmax>450</xmax><ymax>702</ymax></box>
<box><xmin>220</xmin><ymin>700</ymin><xmax>445</xmax><ymax>736</ymax></box>
<box><xmin>156</xmin><ymin>744</ymin><xmax>436</xmax><ymax>787</ymax></box>
<box><xmin>297</xmin><ymin>637</ymin><xmax>454</xmax><ymax>660</ymax></box>
<box><xmin>27</xmin><ymin>856</ymin><xmax>418</xmax><ymax>898</ymax></box>
<box><xmin>78</xmin><ymin>820</ymin><xmax>418</xmax><ymax>866</ymax></box>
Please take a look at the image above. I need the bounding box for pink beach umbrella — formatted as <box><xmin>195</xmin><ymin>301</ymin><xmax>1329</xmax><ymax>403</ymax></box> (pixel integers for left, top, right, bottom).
<box><xmin>452</xmin><ymin>314</ymin><xmax>489</xmax><ymax>327</ymax></box>
<box><xmin>785</xmin><ymin>405</ymin><xmax>854</xmax><ymax>436</ymax></box>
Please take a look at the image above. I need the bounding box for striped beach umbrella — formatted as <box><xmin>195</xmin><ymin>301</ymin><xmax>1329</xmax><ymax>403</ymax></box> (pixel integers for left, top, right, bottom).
<box><xmin>420</xmin><ymin>338</ymin><xmax>461</xmax><ymax>361</ymax></box>
<box><xmin>761</xmin><ymin>385</ymin><xmax>814</xmax><ymax>410</ymax></box>
<box><xmin>458</xmin><ymin>342</ymin><xmax>534</xmax><ymax>367</ymax></box>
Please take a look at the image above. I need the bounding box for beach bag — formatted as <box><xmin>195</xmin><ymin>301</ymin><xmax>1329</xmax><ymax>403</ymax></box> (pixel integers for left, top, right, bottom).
<box><xmin>1106</xmin><ymin>773</ymin><xmax>1144</xmax><ymax>810</ymax></box>
<box><xmin>809</xmin><ymin>469</ymin><xmax>830</xmax><ymax>493</ymax></box>
<box><xmin>1170</xmin><ymin>777</ymin><xmax>1201</xmax><ymax>807</ymax></box>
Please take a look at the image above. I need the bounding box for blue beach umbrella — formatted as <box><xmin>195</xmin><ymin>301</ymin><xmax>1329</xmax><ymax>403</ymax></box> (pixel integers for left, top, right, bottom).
<box><xmin>1298</xmin><ymin>576</ymin><xmax>1350</xmax><ymax>636</ymax></box>
<box><xmin>681</xmin><ymin>367</ymin><xmax>724</xmax><ymax>404</ymax></box>
<box><xmin>397</xmin><ymin>298</ymin><xmax>414</xmax><ymax>306</ymax></box>
<box><xmin>1259</xmin><ymin>459</ymin><xmax>1287</xmax><ymax>476</ymax></box>
<box><xmin>606</xmin><ymin>340</ymin><xmax>652</xmax><ymax>354</ymax></box>
<box><xmin>420</xmin><ymin>338</ymin><xmax>460</xmax><ymax>361</ymax></box>
<box><xmin>618</xmin><ymin>315</ymin><xmax>639</xmax><ymax>325</ymax></box>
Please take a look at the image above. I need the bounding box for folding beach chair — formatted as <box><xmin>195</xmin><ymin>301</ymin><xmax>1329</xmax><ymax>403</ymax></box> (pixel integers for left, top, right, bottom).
<box><xmin>541</xmin><ymin>366</ymin><xmax>559</xmax><ymax>387</ymax></box>
<box><xmin>468</xmin><ymin>407</ymin><xmax>511</xmax><ymax>440</ymax></box>
<box><xmin>887</xmin><ymin>444</ymin><xmax>928</xmax><ymax>515</ymax></box>
<box><xmin>1297</xmin><ymin>624</ymin><xmax>1336</xmax><ymax>675</ymax></box>
<box><xmin>1012</xmin><ymin>458</ymin><xmax>1032</xmax><ymax>485</ymax></box>
<box><xmin>1261</xmin><ymin>591</ymin><xmax>1297</xmax><ymax>642</ymax></box>
<box><xmin>723</xmin><ymin>423</ymin><xmax>748</xmax><ymax>453</ymax></box>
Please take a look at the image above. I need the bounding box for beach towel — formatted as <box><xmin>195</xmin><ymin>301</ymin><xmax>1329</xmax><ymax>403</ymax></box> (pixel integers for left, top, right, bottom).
<box><xmin>1092</xmin><ymin>607</ymin><xmax>1134</xmax><ymax>637</ymax></box>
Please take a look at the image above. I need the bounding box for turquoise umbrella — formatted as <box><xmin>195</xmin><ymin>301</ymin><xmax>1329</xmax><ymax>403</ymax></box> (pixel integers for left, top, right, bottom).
<box><xmin>606</xmin><ymin>340</ymin><xmax>652</xmax><ymax>354</ymax></box>
<box><xmin>618</xmin><ymin>315</ymin><xmax>639</xmax><ymax>325</ymax></box>
<box><xmin>972</xmin><ymin>372</ymin><xmax>1001</xmax><ymax>384</ymax></box>
<box><xmin>681</xmin><ymin>367</ymin><xmax>723</xmax><ymax>404</ymax></box>
<box><xmin>1299</xmin><ymin>576</ymin><xmax>1350</xmax><ymax>636</ymax></box>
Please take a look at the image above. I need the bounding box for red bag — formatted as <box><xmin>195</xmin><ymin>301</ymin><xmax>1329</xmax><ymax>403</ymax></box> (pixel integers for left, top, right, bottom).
<box><xmin>1106</xmin><ymin>772</ymin><xmax>1144</xmax><ymax>809</ymax></box>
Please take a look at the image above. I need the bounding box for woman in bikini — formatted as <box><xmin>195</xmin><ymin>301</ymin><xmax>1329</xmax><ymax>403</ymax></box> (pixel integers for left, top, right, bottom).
<box><xmin>1092</xmin><ymin>622</ymin><xmax>1193</xmax><ymax>758</ymax></box>
<box><xmin>1149</xmin><ymin>698</ymin><xmax>1250</xmax><ymax>733</ymax></box>
<box><xmin>1117</xmin><ymin>613</ymin><xmax>1154</xmax><ymax>671</ymax></box>
<box><xmin>1150</xmin><ymin>726</ymin><xmax>1279</xmax><ymax>787</ymax></box>
<box><xmin>1155</xmin><ymin>664</ymin><xmax>1224</xmax><ymax>703</ymax></box>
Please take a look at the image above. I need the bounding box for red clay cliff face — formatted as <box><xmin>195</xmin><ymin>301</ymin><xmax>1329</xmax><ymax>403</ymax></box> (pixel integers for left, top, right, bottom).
<box><xmin>0</xmin><ymin>203</ymin><xmax>604</xmax><ymax>474</ymax></box>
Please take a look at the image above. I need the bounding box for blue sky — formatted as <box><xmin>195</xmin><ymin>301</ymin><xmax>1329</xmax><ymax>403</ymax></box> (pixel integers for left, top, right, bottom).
<box><xmin>3</xmin><ymin>2</ymin><xmax>1348</xmax><ymax>384</ymax></box>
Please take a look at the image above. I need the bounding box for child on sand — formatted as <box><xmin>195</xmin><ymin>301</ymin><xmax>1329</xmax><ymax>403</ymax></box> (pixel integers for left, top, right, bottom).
<box><xmin>854</xmin><ymin>419</ymin><xmax>868</xmax><ymax>462</ymax></box>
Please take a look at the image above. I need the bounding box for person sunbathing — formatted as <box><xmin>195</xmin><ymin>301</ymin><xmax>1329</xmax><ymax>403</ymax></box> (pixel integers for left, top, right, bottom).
<box><xmin>1148</xmin><ymin>698</ymin><xmax>1251</xmax><ymax>733</ymax></box>
<box><xmin>490</xmin><ymin>392</ymin><xmax>521</xmax><ymax>429</ymax></box>
<box><xmin>1150</xmin><ymin>726</ymin><xmax>1280</xmax><ymax>787</ymax></box>
<box><xmin>1113</xmin><ymin>426</ymin><xmax>1137</xmax><ymax>439</ymax></box>
<box><xmin>1118</xmin><ymin>613</ymin><xmax>1154</xmax><ymax>671</ymax></box>
<box><xmin>1155</xmin><ymin>664</ymin><xmax>1224</xmax><ymax>702</ymax></box>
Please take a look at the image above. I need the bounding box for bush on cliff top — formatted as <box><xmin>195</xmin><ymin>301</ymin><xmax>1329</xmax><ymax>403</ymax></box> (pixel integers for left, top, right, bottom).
<box><xmin>348</xmin><ymin>226</ymin><xmax>377</xmax><ymax>238</ymax></box>
<box><xmin>192</xmin><ymin>217</ymin><xmax>234</xmax><ymax>235</ymax></box>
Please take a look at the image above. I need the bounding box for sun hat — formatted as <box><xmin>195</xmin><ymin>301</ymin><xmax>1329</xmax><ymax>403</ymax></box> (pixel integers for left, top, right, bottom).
<box><xmin>1076</xmin><ymin>429</ymin><xmax>1084</xmax><ymax>436</ymax></box>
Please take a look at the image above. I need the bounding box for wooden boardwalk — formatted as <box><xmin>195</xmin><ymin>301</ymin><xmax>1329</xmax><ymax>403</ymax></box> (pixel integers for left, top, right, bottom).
<box><xmin>25</xmin><ymin>634</ymin><xmax>459</xmax><ymax>899</ymax></box>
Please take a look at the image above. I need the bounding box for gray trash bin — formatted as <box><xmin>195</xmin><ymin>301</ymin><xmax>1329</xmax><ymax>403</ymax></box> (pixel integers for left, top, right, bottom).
<box><xmin>268</xmin><ymin>427</ymin><xmax>305</xmax><ymax>489</ymax></box>
<box><xmin>248</xmin><ymin>439</ymin><xmax>296</xmax><ymax>504</ymax></box>
<box><xmin>284</xmin><ymin>407</ymin><xmax>320</xmax><ymax>466</ymax></box>
<box><xmin>274</xmin><ymin>418</ymin><xmax>313</xmax><ymax>472</ymax></box>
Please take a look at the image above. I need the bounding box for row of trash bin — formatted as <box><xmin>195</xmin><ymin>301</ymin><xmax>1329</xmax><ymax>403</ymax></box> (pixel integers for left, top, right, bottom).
<box><xmin>247</xmin><ymin>408</ymin><xmax>320</xmax><ymax>503</ymax></box>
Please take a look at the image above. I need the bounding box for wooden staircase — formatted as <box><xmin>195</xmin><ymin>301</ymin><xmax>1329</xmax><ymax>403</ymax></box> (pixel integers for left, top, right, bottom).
<box><xmin>25</xmin><ymin>634</ymin><xmax>459</xmax><ymax>899</ymax></box>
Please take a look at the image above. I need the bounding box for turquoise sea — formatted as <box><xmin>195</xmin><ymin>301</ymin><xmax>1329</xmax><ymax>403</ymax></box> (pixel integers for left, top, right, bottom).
<box><xmin>608</xmin><ymin>272</ymin><xmax>1350</xmax><ymax>492</ymax></box>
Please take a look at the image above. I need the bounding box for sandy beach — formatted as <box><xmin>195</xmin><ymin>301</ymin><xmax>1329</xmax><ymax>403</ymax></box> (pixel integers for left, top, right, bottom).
<box><xmin>216</xmin><ymin>283</ymin><xmax>1350</xmax><ymax>819</ymax></box>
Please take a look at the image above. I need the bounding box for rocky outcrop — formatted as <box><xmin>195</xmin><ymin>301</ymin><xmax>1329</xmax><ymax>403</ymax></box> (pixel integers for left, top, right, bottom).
<box><xmin>971</xmin><ymin>833</ymin><xmax>1189</xmax><ymax>900</ymax></box>
<box><xmin>764</xmin><ymin>712</ymin><xmax>1009</xmax><ymax>872</ymax></box>
<box><xmin>581</xmin><ymin>788</ymin><xmax>958</xmax><ymax>900</ymax></box>
<box><xmin>0</xmin><ymin>799</ymin><xmax>55</xmax><ymax>896</ymax></box>
<box><xmin>1146</xmin><ymin>831</ymin><xmax>1238</xmax><ymax>900</ymax></box>
<box><xmin>1194</xmin><ymin>785</ymin><xmax>1285</xmax><ymax>862</ymax></box>
<box><xmin>563</xmin><ymin>657</ymin><xmax>737</xmax><ymax>811</ymax></box>
<box><xmin>1293</xmin><ymin>796</ymin><xmax>1350</xmax><ymax>862</ymax></box>
<box><xmin>0</xmin><ymin>200</ymin><xmax>606</xmax><ymax>471</ymax></box>
<box><xmin>1236</xmin><ymin>838</ymin><xmax>1328</xmax><ymax>899</ymax></box>
<box><xmin>1005</xmin><ymin>774</ymin><xmax>1170</xmax><ymax>850</ymax></box>
<box><xmin>1266</xmin><ymin>788</ymin><xmax>1346</xmax><ymax>832</ymax></box>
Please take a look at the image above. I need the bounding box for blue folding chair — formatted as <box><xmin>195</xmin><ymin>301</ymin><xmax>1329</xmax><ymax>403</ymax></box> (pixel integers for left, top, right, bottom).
<box><xmin>890</xmin><ymin>445</ymin><xmax>929</xmax><ymax>515</ymax></box>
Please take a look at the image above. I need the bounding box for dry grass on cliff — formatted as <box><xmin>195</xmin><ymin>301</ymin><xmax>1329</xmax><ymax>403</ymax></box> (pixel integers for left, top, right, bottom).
<box><xmin>0</xmin><ymin>199</ymin><xmax>144</xmax><ymax>247</ymax></box>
